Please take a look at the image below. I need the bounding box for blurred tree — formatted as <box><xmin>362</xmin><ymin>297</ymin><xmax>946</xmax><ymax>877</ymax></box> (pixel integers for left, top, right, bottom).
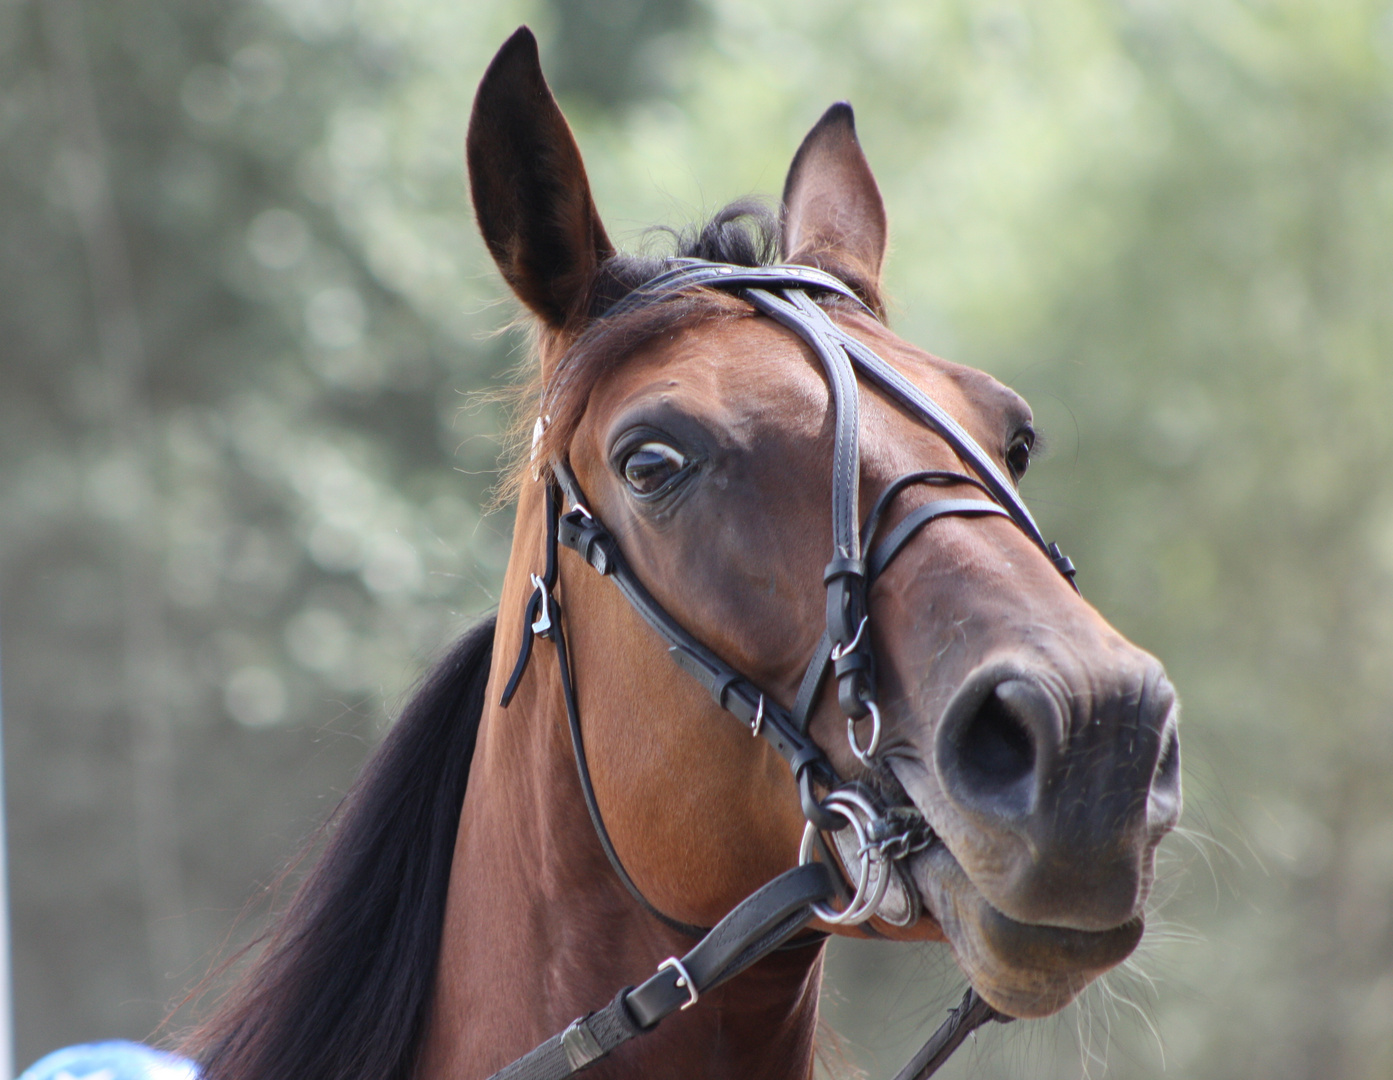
<box><xmin>543</xmin><ymin>0</ymin><xmax>699</xmax><ymax>108</ymax></box>
<box><xmin>2</xmin><ymin>0</ymin><xmax>511</xmax><ymax>1057</ymax></box>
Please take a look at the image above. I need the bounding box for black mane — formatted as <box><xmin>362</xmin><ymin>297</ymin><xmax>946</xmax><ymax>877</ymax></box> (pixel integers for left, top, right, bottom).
<box><xmin>185</xmin><ymin>617</ymin><xmax>496</xmax><ymax>1080</ymax></box>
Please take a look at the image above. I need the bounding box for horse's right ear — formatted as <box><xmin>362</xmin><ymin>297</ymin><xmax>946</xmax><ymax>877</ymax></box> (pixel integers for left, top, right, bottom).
<box><xmin>467</xmin><ymin>27</ymin><xmax>613</xmax><ymax>328</ymax></box>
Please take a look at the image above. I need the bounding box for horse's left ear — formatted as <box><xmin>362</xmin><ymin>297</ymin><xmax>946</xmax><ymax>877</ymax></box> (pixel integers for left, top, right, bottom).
<box><xmin>467</xmin><ymin>27</ymin><xmax>613</xmax><ymax>329</ymax></box>
<box><xmin>781</xmin><ymin>103</ymin><xmax>888</xmax><ymax>316</ymax></box>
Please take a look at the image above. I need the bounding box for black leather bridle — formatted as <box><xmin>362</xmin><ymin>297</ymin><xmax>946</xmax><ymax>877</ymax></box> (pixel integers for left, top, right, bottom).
<box><xmin>486</xmin><ymin>261</ymin><xmax>1078</xmax><ymax>1080</ymax></box>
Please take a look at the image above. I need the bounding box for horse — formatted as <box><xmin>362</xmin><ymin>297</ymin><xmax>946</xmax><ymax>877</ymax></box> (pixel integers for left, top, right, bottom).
<box><xmin>183</xmin><ymin>26</ymin><xmax>1181</xmax><ymax>1080</ymax></box>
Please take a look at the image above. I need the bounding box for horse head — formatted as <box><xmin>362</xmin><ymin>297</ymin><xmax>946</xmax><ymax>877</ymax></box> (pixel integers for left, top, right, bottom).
<box><xmin>466</xmin><ymin>26</ymin><xmax>1180</xmax><ymax>1026</ymax></box>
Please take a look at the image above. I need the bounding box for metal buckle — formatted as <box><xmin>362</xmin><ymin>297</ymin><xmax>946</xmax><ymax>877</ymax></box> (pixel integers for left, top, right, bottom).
<box><xmin>657</xmin><ymin>956</ymin><xmax>699</xmax><ymax>1009</ymax></box>
<box><xmin>797</xmin><ymin>789</ymin><xmax>893</xmax><ymax>925</ymax></box>
<box><xmin>529</xmin><ymin>573</ymin><xmax>552</xmax><ymax>638</ymax></box>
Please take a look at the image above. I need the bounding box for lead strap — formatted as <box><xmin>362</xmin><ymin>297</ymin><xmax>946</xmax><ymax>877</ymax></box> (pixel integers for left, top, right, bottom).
<box><xmin>484</xmin><ymin>862</ymin><xmax>835</xmax><ymax>1080</ymax></box>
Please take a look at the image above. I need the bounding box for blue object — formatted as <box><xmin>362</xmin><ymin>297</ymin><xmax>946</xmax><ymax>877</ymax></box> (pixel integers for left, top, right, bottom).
<box><xmin>19</xmin><ymin>1041</ymin><xmax>197</xmax><ymax>1080</ymax></box>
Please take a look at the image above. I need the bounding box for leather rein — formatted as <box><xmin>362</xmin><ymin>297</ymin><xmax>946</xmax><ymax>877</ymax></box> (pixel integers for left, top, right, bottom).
<box><xmin>487</xmin><ymin>261</ymin><xmax>1077</xmax><ymax>1080</ymax></box>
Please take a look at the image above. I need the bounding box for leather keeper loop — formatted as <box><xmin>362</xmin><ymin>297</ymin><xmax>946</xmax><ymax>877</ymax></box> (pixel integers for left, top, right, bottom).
<box><xmin>557</xmin><ymin>509</ymin><xmax>586</xmax><ymax>550</ymax></box>
<box><xmin>832</xmin><ymin>650</ymin><xmax>870</xmax><ymax>679</ymax></box>
<box><xmin>789</xmin><ymin>744</ymin><xmax>826</xmax><ymax>781</ymax></box>
<box><xmin>583</xmin><ymin>531</ymin><xmax>614</xmax><ymax>575</ymax></box>
<box><xmin>838</xmin><ymin>676</ymin><xmax>870</xmax><ymax>719</ymax></box>
<box><xmin>798</xmin><ymin>767</ymin><xmax>843</xmax><ymax>832</ymax></box>
<box><xmin>712</xmin><ymin>672</ymin><xmax>740</xmax><ymax>710</ymax></box>
<box><xmin>826</xmin><ymin>584</ymin><xmax>865</xmax><ymax>648</ymax></box>
<box><xmin>822</xmin><ymin>556</ymin><xmax>865</xmax><ymax>584</ymax></box>
<box><xmin>1048</xmin><ymin>542</ymin><xmax>1077</xmax><ymax>581</ymax></box>
<box><xmin>558</xmin><ymin>510</ymin><xmax>616</xmax><ymax>576</ymax></box>
<box><xmin>610</xmin><ymin>985</ymin><xmax>644</xmax><ymax>1036</ymax></box>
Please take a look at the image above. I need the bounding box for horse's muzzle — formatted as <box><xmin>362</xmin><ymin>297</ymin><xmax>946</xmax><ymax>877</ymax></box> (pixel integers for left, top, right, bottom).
<box><xmin>929</xmin><ymin>659</ymin><xmax>1179</xmax><ymax>930</ymax></box>
<box><xmin>890</xmin><ymin>654</ymin><xmax>1179</xmax><ymax>1014</ymax></box>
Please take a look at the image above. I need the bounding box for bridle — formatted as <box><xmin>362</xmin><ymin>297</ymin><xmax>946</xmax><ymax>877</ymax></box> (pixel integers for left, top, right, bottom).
<box><xmin>486</xmin><ymin>261</ymin><xmax>1078</xmax><ymax>1080</ymax></box>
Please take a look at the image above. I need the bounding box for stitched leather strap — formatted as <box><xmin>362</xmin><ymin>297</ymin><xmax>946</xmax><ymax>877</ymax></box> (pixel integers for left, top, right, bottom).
<box><xmin>748</xmin><ymin>287</ymin><xmax>876</xmax><ymax>717</ymax></box>
<box><xmin>485</xmin><ymin>862</ymin><xmax>835</xmax><ymax>1080</ymax></box>
<box><xmin>867</xmin><ymin>499</ymin><xmax>1010</xmax><ymax>581</ymax></box>
<box><xmin>552</xmin><ymin>461</ymin><xmax>836</xmax><ymax>788</ymax></box>
<box><xmin>599</xmin><ymin>260</ymin><xmax>874</xmax><ymax>321</ymax></box>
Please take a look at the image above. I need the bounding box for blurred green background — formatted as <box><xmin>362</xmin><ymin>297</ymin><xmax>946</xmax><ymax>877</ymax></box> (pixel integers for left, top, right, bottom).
<box><xmin>3</xmin><ymin>0</ymin><xmax>1391</xmax><ymax>1076</ymax></box>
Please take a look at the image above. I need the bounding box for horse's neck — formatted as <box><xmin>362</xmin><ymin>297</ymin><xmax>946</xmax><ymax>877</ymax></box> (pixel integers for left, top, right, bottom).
<box><xmin>417</xmin><ymin>488</ymin><xmax>825</xmax><ymax>1080</ymax></box>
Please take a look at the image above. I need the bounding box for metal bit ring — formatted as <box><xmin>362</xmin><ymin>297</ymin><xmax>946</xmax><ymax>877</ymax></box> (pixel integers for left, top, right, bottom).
<box><xmin>847</xmin><ymin>699</ymin><xmax>882</xmax><ymax>767</ymax></box>
<box><xmin>798</xmin><ymin>790</ymin><xmax>892</xmax><ymax>925</ymax></box>
<box><xmin>799</xmin><ymin>802</ymin><xmax>871</xmax><ymax>925</ymax></box>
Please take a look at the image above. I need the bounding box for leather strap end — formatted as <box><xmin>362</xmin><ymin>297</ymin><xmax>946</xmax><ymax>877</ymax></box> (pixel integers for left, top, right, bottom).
<box><xmin>500</xmin><ymin>590</ymin><xmax>543</xmax><ymax>707</ymax></box>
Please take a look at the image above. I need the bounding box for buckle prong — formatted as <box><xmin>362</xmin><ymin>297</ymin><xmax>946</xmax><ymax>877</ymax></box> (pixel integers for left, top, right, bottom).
<box><xmin>750</xmin><ymin>694</ymin><xmax>765</xmax><ymax>738</ymax></box>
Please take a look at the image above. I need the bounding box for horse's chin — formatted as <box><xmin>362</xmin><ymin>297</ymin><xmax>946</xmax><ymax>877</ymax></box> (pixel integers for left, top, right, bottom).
<box><xmin>906</xmin><ymin>840</ymin><xmax>1144</xmax><ymax>1019</ymax></box>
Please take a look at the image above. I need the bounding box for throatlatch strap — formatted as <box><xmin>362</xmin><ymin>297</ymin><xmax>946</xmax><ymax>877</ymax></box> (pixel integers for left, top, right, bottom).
<box><xmin>551</xmin><ymin>606</ymin><xmax>709</xmax><ymax>940</ymax></box>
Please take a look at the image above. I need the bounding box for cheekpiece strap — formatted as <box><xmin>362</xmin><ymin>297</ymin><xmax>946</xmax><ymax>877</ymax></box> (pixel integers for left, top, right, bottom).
<box><xmin>549</xmin><ymin>461</ymin><xmax>836</xmax><ymax>789</ymax></box>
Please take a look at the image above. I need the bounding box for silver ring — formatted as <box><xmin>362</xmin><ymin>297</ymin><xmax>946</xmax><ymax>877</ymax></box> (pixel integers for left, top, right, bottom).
<box><xmin>799</xmin><ymin>807</ymin><xmax>870</xmax><ymax>924</ymax></box>
<box><xmin>826</xmin><ymin>788</ymin><xmax>893</xmax><ymax>922</ymax></box>
<box><xmin>847</xmin><ymin>699</ymin><xmax>882</xmax><ymax>767</ymax></box>
<box><xmin>798</xmin><ymin>791</ymin><xmax>893</xmax><ymax>925</ymax></box>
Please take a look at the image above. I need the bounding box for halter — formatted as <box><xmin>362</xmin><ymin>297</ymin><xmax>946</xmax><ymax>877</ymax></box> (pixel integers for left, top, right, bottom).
<box><xmin>487</xmin><ymin>261</ymin><xmax>1078</xmax><ymax>1080</ymax></box>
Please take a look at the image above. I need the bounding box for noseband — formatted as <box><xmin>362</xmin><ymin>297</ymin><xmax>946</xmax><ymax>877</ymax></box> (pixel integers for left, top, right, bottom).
<box><xmin>488</xmin><ymin>261</ymin><xmax>1078</xmax><ymax>1080</ymax></box>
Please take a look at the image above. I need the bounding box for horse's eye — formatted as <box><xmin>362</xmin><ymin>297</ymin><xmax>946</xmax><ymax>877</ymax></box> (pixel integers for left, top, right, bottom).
<box><xmin>1006</xmin><ymin>431</ymin><xmax>1033</xmax><ymax>480</ymax></box>
<box><xmin>622</xmin><ymin>442</ymin><xmax>687</xmax><ymax>496</ymax></box>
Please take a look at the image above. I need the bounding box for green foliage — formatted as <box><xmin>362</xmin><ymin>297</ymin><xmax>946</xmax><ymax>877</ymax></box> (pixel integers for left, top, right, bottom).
<box><xmin>3</xmin><ymin>0</ymin><xmax>1391</xmax><ymax>1076</ymax></box>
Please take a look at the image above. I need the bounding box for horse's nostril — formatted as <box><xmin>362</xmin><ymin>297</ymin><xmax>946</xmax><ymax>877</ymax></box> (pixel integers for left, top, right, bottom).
<box><xmin>958</xmin><ymin>685</ymin><xmax>1036</xmax><ymax>789</ymax></box>
<box><xmin>1147</xmin><ymin>718</ymin><xmax>1182</xmax><ymax>830</ymax></box>
<box><xmin>1154</xmin><ymin>725</ymin><xmax>1179</xmax><ymax>788</ymax></box>
<box><xmin>940</xmin><ymin>678</ymin><xmax>1045</xmax><ymax>820</ymax></box>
